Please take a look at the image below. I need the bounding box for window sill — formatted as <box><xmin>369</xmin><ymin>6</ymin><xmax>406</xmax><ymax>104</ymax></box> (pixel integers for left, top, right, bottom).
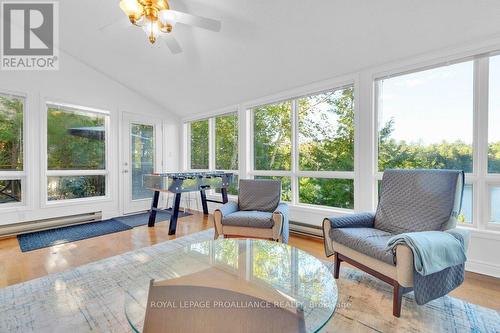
<box><xmin>0</xmin><ymin>203</ymin><xmax>28</xmax><ymax>213</ymax></box>
<box><xmin>42</xmin><ymin>196</ymin><xmax>112</xmax><ymax>208</ymax></box>
<box><xmin>206</xmin><ymin>193</ymin><xmax>353</xmax><ymax>215</ymax></box>
<box><xmin>457</xmin><ymin>226</ymin><xmax>500</xmax><ymax>241</ymax></box>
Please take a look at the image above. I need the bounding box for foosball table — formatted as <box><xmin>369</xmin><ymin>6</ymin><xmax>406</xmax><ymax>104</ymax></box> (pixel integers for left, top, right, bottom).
<box><xmin>143</xmin><ymin>172</ymin><xmax>234</xmax><ymax>235</ymax></box>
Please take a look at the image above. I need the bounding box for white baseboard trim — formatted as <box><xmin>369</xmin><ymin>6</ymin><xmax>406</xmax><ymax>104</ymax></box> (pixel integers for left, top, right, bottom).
<box><xmin>0</xmin><ymin>211</ymin><xmax>102</xmax><ymax>238</ymax></box>
<box><xmin>466</xmin><ymin>260</ymin><xmax>500</xmax><ymax>278</ymax></box>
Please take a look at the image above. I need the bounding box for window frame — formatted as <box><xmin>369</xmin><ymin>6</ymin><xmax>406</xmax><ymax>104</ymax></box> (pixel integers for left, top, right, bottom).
<box><xmin>188</xmin><ymin>118</ymin><xmax>211</xmax><ymax>171</ymax></box>
<box><xmin>0</xmin><ymin>90</ymin><xmax>27</xmax><ymax>209</ymax></box>
<box><xmin>485</xmin><ymin>54</ymin><xmax>500</xmax><ymax>230</ymax></box>
<box><xmin>186</xmin><ymin>111</ymin><xmax>240</xmax><ymax>197</ymax></box>
<box><xmin>373</xmin><ymin>55</ymin><xmax>500</xmax><ymax>231</ymax></box>
<box><xmin>249</xmin><ymin>84</ymin><xmax>356</xmax><ymax>210</ymax></box>
<box><xmin>487</xmin><ymin>183</ymin><xmax>500</xmax><ymax>227</ymax></box>
<box><xmin>214</xmin><ymin>112</ymin><xmax>239</xmax><ymax>172</ymax></box>
<box><xmin>42</xmin><ymin>101</ymin><xmax>111</xmax><ymax>206</ymax></box>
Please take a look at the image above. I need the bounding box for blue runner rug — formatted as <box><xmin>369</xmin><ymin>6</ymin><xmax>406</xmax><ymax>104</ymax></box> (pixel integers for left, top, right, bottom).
<box><xmin>17</xmin><ymin>219</ymin><xmax>132</xmax><ymax>252</ymax></box>
<box><xmin>113</xmin><ymin>209</ymin><xmax>192</xmax><ymax>228</ymax></box>
<box><xmin>17</xmin><ymin>209</ymin><xmax>193</xmax><ymax>252</ymax></box>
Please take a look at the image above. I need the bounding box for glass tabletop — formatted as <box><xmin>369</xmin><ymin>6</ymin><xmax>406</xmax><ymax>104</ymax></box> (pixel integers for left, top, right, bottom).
<box><xmin>125</xmin><ymin>239</ymin><xmax>337</xmax><ymax>333</ymax></box>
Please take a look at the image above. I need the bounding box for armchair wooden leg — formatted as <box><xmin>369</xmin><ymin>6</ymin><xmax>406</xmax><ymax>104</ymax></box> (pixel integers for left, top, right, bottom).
<box><xmin>393</xmin><ymin>281</ymin><xmax>403</xmax><ymax>317</ymax></box>
<box><xmin>334</xmin><ymin>253</ymin><xmax>342</xmax><ymax>279</ymax></box>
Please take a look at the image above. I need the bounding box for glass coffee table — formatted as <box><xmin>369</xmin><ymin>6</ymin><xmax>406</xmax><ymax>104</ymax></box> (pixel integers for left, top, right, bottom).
<box><xmin>125</xmin><ymin>239</ymin><xmax>337</xmax><ymax>333</ymax></box>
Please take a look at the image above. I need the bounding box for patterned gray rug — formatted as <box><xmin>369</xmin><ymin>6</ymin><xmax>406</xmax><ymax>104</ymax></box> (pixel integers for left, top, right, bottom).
<box><xmin>0</xmin><ymin>229</ymin><xmax>498</xmax><ymax>333</ymax></box>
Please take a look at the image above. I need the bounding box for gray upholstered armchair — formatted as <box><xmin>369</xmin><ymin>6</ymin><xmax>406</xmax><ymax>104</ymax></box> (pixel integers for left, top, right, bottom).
<box><xmin>323</xmin><ymin>169</ymin><xmax>470</xmax><ymax>317</ymax></box>
<box><xmin>214</xmin><ymin>179</ymin><xmax>289</xmax><ymax>243</ymax></box>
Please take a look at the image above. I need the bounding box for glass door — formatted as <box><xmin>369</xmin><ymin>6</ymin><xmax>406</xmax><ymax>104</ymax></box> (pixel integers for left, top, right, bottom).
<box><xmin>122</xmin><ymin>113</ymin><xmax>163</xmax><ymax>214</ymax></box>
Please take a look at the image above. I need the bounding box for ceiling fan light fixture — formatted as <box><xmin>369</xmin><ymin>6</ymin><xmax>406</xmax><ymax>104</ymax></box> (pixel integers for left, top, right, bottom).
<box><xmin>142</xmin><ymin>17</ymin><xmax>160</xmax><ymax>44</ymax></box>
<box><xmin>119</xmin><ymin>0</ymin><xmax>143</xmax><ymax>24</ymax></box>
<box><xmin>134</xmin><ymin>15</ymin><xmax>146</xmax><ymax>27</ymax></box>
<box><xmin>112</xmin><ymin>0</ymin><xmax>220</xmax><ymax>51</ymax></box>
<box><xmin>159</xmin><ymin>10</ymin><xmax>176</xmax><ymax>27</ymax></box>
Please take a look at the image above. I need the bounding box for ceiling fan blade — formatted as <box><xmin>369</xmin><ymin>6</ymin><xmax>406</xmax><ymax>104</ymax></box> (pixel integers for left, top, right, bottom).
<box><xmin>163</xmin><ymin>35</ymin><xmax>183</xmax><ymax>54</ymax></box>
<box><xmin>170</xmin><ymin>10</ymin><xmax>221</xmax><ymax>32</ymax></box>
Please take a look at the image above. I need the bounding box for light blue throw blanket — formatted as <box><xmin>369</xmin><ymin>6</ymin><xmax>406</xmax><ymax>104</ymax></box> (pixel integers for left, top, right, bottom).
<box><xmin>387</xmin><ymin>231</ymin><xmax>467</xmax><ymax>305</ymax></box>
<box><xmin>387</xmin><ymin>231</ymin><xmax>466</xmax><ymax>276</ymax></box>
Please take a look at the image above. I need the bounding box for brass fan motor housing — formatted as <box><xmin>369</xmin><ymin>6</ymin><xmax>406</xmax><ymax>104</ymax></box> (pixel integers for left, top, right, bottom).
<box><xmin>139</xmin><ymin>0</ymin><xmax>169</xmax><ymax>20</ymax></box>
<box><xmin>128</xmin><ymin>0</ymin><xmax>170</xmax><ymax>24</ymax></box>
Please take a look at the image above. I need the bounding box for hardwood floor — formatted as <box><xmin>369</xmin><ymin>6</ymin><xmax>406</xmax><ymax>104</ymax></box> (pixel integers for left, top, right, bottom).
<box><xmin>0</xmin><ymin>210</ymin><xmax>499</xmax><ymax>310</ymax></box>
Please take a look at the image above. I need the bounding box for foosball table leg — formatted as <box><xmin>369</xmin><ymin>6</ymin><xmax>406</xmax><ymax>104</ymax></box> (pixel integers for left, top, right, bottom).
<box><xmin>221</xmin><ymin>188</ymin><xmax>229</xmax><ymax>204</ymax></box>
<box><xmin>200</xmin><ymin>189</ymin><xmax>209</xmax><ymax>215</ymax></box>
<box><xmin>168</xmin><ymin>193</ymin><xmax>182</xmax><ymax>235</ymax></box>
<box><xmin>148</xmin><ymin>191</ymin><xmax>160</xmax><ymax>227</ymax></box>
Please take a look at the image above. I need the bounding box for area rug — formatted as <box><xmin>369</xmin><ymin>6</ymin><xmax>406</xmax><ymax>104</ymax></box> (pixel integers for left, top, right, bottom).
<box><xmin>2</xmin><ymin>229</ymin><xmax>499</xmax><ymax>332</ymax></box>
<box><xmin>113</xmin><ymin>209</ymin><xmax>192</xmax><ymax>228</ymax></box>
<box><xmin>17</xmin><ymin>219</ymin><xmax>133</xmax><ymax>252</ymax></box>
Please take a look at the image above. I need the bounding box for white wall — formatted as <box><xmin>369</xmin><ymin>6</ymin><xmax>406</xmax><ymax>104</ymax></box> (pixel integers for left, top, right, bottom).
<box><xmin>181</xmin><ymin>37</ymin><xmax>500</xmax><ymax>278</ymax></box>
<box><xmin>0</xmin><ymin>50</ymin><xmax>179</xmax><ymax>225</ymax></box>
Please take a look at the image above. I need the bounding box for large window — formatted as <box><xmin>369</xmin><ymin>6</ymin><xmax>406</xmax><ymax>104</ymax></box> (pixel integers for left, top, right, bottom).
<box><xmin>251</xmin><ymin>86</ymin><xmax>355</xmax><ymax>209</ymax></box>
<box><xmin>188</xmin><ymin>112</ymin><xmax>239</xmax><ymax>195</ymax></box>
<box><xmin>0</xmin><ymin>93</ymin><xmax>24</xmax><ymax>206</ymax></box>
<box><xmin>377</xmin><ymin>61</ymin><xmax>474</xmax><ymax>173</ymax></box>
<box><xmin>376</xmin><ymin>59</ymin><xmax>487</xmax><ymax>226</ymax></box>
<box><xmin>46</xmin><ymin>104</ymin><xmax>108</xmax><ymax>201</ymax></box>
<box><xmin>254</xmin><ymin>101</ymin><xmax>292</xmax><ymax>171</ymax></box>
<box><xmin>489</xmin><ymin>56</ymin><xmax>500</xmax><ymax>174</ymax></box>
<box><xmin>298</xmin><ymin>90</ymin><xmax>354</xmax><ymax>172</ymax></box>
<box><xmin>190</xmin><ymin>119</ymin><xmax>209</xmax><ymax>169</ymax></box>
<box><xmin>181</xmin><ymin>52</ymin><xmax>500</xmax><ymax>232</ymax></box>
<box><xmin>488</xmin><ymin>55</ymin><xmax>500</xmax><ymax>225</ymax></box>
<box><xmin>215</xmin><ymin>113</ymin><xmax>238</xmax><ymax>171</ymax></box>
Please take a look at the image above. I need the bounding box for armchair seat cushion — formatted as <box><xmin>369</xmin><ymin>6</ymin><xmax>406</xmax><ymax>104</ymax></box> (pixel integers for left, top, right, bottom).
<box><xmin>330</xmin><ymin>227</ymin><xmax>395</xmax><ymax>265</ymax></box>
<box><xmin>221</xmin><ymin>211</ymin><xmax>274</xmax><ymax>229</ymax></box>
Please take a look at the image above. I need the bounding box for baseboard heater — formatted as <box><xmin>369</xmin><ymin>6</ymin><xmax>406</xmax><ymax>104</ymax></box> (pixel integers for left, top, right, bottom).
<box><xmin>290</xmin><ymin>221</ymin><xmax>324</xmax><ymax>239</ymax></box>
<box><xmin>0</xmin><ymin>212</ymin><xmax>102</xmax><ymax>238</ymax></box>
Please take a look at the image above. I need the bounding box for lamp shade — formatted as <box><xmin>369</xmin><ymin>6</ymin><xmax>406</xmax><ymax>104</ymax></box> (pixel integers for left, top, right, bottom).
<box><xmin>143</xmin><ymin>17</ymin><xmax>160</xmax><ymax>43</ymax></box>
<box><xmin>119</xmin><ymin>0</ymin><xmax>143</xmax><ymax>20</ymax></box>
<box><xmin>159</xmin><ymin>10</ymin><xmax>176</xmax><ymax>27</ymax></box>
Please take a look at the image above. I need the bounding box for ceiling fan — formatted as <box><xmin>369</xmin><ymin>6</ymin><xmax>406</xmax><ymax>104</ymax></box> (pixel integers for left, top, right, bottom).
<box><xmin>103</xmin><ymin>0</ymin><xmax>222</xmax><ymax>54</ymax></box>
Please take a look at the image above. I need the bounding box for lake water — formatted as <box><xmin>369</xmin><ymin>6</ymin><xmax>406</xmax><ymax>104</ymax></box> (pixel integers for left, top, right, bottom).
<box><xmin>461</xmin><ymin>186</ymin><xmax>500</xmax><ymax>223</ymax></box>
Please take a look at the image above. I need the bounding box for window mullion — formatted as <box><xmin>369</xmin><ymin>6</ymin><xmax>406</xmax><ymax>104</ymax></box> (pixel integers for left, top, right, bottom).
<box><xmin>185</xmin><ymin>123</ymin><xmax>190</xmax><ymax>170</ymax></box>
<box><xmin>475</xmin><ymin>57</ymin><xmax>489</xmax><ymax>229</ymax></box>
<box><xmin>291</xmin><ymin>99</ymin><xmax>299</xmax><ymax>205</ymax></box>
<box><xmin>209</xmin><ymin>117</ymin><xmax>216</xmax><ymax>171</ymax></box>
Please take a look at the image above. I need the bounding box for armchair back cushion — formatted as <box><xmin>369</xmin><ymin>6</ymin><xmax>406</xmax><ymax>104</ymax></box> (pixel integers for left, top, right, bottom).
<box><xmin>374</xmin><ymin>169</ymin><xmax>464</xmax><ymax>234</ymax></box>
<box><xmin>238</xmin><ymin>179</ymin><xmax>281</xmax><ymax>212</ymax></box>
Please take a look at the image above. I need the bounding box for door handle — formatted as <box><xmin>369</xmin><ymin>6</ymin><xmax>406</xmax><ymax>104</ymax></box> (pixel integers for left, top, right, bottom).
<box><xmin>123</xmin><ymin>170</ymin><xmax>129</xmax><ymax>173</ymax></box>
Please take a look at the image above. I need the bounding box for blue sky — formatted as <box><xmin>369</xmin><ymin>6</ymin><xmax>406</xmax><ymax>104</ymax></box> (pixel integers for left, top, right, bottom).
<box><xmin>379</xmin><ymin>58</ymin><xmax>500</xmax><ymax>144</ymax></box>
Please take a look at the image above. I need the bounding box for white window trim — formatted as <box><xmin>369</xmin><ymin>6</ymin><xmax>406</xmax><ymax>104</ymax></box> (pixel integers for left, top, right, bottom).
<box><xmin>0</xmin><ymin>90</ymin><xmax>28</xmax><ymax>211</ymax></box>
<box><xmin>186</xmin><ymin>112</ymin><xmax>239</xmax><ymax>199</ymax></box>
<box><xmin>181</xmin><ymin>44</ymin><xmax>500</xmax><ymax>233</ymax></box>
<box><xmin>373</xmin><ymin>54</ymin><xmax>500</xmax><ymax>231</ymax></box>
<box><xmin>187</xmin><ymin>117</ymin><xmax>211</xmax><ymax>171</ymax></box>
<box><xmin>487</xmin><ymin>183</ymin><xmax>500</xmax><ymax>230</ymax></box>
<box><xmin>41</xmin><ymin>100</ymin><xmax>111</xmax><ymax>206</ymax></box>
<box><xmin>186</xmin><ymin>112</ymin><xmax>239</xmax><ymax>172</ymax></box>
<box><xmin>249</xmin><ymin>84</ymin><xmax>357</xmax><ymax>210</ymax></box>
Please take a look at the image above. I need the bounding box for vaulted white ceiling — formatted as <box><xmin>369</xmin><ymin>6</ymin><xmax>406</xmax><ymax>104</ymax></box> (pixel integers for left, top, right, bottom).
<box><xmin>61</xmin><ymin>0</ymin><xmax>500</xmax><ymax>117</ymax></box>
